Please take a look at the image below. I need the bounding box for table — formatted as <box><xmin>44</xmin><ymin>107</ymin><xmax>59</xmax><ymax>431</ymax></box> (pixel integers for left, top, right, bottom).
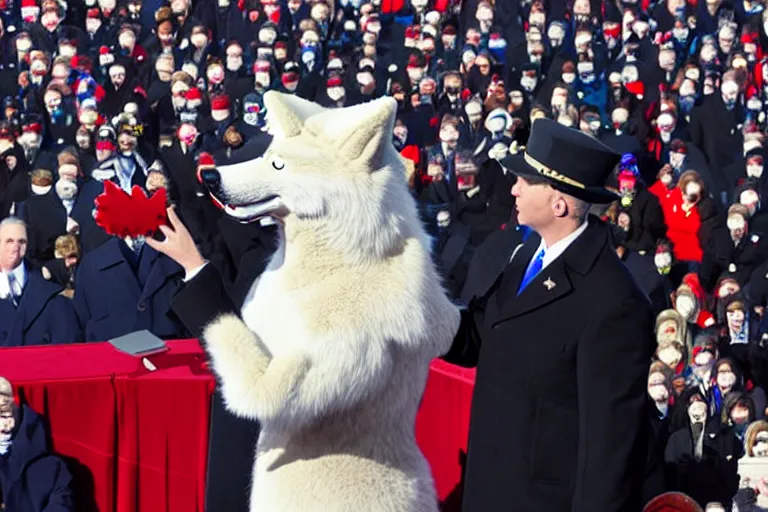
<box><xmin>0</xmin><ymin>340</ymin><xmax>215</xmax><ymax>512</ymax></box>
<box><xmin>0</xmin><ymin>341</ymin><xmax>474</xmax><ymax>512</ymax></box>
<box><xmin>416</xmin><ymin>359</ymin><xmax>476</xmax><ymax>512</ymax></box>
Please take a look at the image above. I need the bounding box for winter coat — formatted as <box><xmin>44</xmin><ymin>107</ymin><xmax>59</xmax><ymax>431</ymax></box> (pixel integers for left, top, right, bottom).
<box><xmin>445</xmin><ymin>216</ymin><xmax>655</xmax><ymax>511</ymax></box>
<box><xmin>73</xmin><ymin>239</ymin><xmax>186</xmax><ymax>342</ymax></box>
<box><xmin>664</xmin><ymin>419</ymin><xmax>742</xmax><ymax>508</ymax></box>
<box><xmin>0</xmin><ymin>263</ymin><xmax>81</xmax><ymax>347</ymax></box>
<box><xmin>624</xmin><ymin>186</ymin><xmax>667</xmax><ymax>253</ymax></box>
<box><xmin>0</xmin><ymin>405</ymin><xmax>74</xmax><ymax>512</ymax></box>
<box><xmin>690</xmin><ymin>95</ymin><xmax>745</xmax><ymax>184</ymax></box>
<box><xmin>663</xmin><ymin>188</ymin><xmax>720</xmax><ymax>263</ymax></box>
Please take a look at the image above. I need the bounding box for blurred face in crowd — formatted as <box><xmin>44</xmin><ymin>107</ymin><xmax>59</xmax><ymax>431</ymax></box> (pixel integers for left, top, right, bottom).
<box><xmin>155</xmin><ymin>55</ymin><xmax>174</xmax><ymax>82</ymax></box>
<box><xmin>119</xmin><ymin>29</ymin><xmax>137</xmax><ymax>52</ymax></box>
<box><xmin>58</xmin><ymin>163</ymin><xmax>78</xmax><ymax>182</ymax></box>
<box><xmin>657</xmin><ymin>342</ymin><xmax>683</xmax><ymax>368</ymax></box>
<box><xmin>658</xmin><ymin>48</ymin><xmax>676</xmax><ymax>72</ymax></box>
<box><xmin>748</xmin><ymin>155</ymin><xmax>764</xmax><ymax>178</ymax></box>
<box><xmin>730</xmin><ymin>402</ymin><xmax>751</xmax><ymax>431</ymax></box>
<box><xmin>109</xmin><ymin>65</ymin><xmax>126</xmax><ymax>89</ymax></box>
<box><xmin>579</xmin><ymin>110</ymin><xmax>600</xmax><ymax>135</ymax></box>
<box><xmin>171</xmin><ymin>0</ymin><xmax>189</xmax><ymax>23</ymax></box>
<box><xmin>551</xmin><ymin>86</ymin><xmax>568</xmax><ymax>111</ymax></box>
<box><xmin>727</xmin><ymin>306</ymin><xmax>746</xmax><ymax>331</ymax></box>
<box><xmin>647</xmin><ymin>371</ymin><xmax>669</xmax><ymax>403</ymax></box>
<box><xmin>475</xmin><ymin>55</ymin><xmax>490</xmax><ymax>76</ymax></box>
<box><xmin>529</xmin><ymin>8</ymin><xmax>545</xmax><ymax>29</ymax></box>
<box><xmin>573</xmin><ymin>0</ymin><xmax>590</xmax><ymax>19</ymax></box>
<box><xmin>226</xmin><ymin>45</ymin><xmax>243</xmax><ymax>72</ymax></box>
<box><xmin>721</xmin><ymin>79</ymin><xmax>739</xmax><ymax>109</ymax></box>
<box><xmin>682</xmin><ymin>179</ymin><xmax>702</xmax><ymax>205</ymax></box>
<box><xmin>728</xmin><ymin>213</ymin><xmax>747</xmax><ymax>243</ymax></box>
<box><xmin>548</xmin><ymin>23</ymin><xmax>565</xmax><ymax>48</ymax></box>
<box><xmin>718</xmin><ymin>27</ymin><xmax>735</xmax><ymax>54</ymax></box>
<box><xmin>157</xmin><ymin>21</ymin><xmax>174</xmax><ymax>46</ymax></box>
<box><xmin>117</xmin><ymin>132</ymin><xmax>135</xmax><ymax>152</ymax></box>
<box><xmin>51</xmin><ymin>63</ymin><xmax>69</xmax><ymax>85</ymax></box>
<box><xmin>716</xmin><ymin>362</ymin><xmax>737</xmax><ymax>392</ymax></box>
<box><xmin>439</xmin><ymin>123</ymin><xmax>459</xmax><ymax>149</ymax></box>
<box><xmin>700</xmin><ymin>42</ymin><xmax>717</xmax><ymax>64</ymax></box>
<box><xmin>44</xmin><ymin>90</ymin><xmax>62</xmax><ymax>114</ymax></box>
<box><xmin>667</xmin><ymin>0</ymin><xmax>685</xmax><ymax>15</ymax></box>
<box><xmin>41</xmin><ymin>9</ymin><xmax>61</xmax><ymax>32</ymax></box>
<box><xmin>96</xmin><ymin>145</ymin><xmax>113</xmax><ymax>162</ymax></box>
<box><xmin>688</xmin><ymin>395</ymin><xmax>708</xmax><ymax>424</ymax></box>
<box><xmin>740</xmin><ymin>189</ymin><xmax>761</xmax><ymax>216</ymax></box>
<box><xmin>0</xmin><ymin>222</ymin><xmax>26</xmax><ymax>272</ymax></box>
<box><xmin>0</xmin><ymin>404</ymin><xmax>15</xmax><ymax>442</ymax></box>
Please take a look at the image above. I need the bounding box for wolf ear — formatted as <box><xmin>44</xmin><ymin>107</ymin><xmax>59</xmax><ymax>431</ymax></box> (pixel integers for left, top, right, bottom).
<box><xmin>263</xmin><ymin>91</ymin><xmax>326</xmax><ymax>138</ymax></box>
<box><xmin>305</xmin><ymin>97</ymin><xmax>397</xmax><ymax>169</ymax></box>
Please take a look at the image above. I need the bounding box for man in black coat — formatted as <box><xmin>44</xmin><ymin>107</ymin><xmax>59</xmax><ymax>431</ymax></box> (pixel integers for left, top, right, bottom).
<box><xmin>689</xmin><ymin>71</ymin><xmax>745</xmax><ymax>205</ymax></box>
<box><xmin>444</xmin><ymin>119</ymin><xmax>655</xmax><ymax>511</ymax></box>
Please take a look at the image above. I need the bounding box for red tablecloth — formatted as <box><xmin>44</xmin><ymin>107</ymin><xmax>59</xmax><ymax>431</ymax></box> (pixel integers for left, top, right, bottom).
<box><xmin>0</xmin><ymin>340</ymin><xmax>215</xmax><ymax>512</ymax></box>
<box><xmin>416</xmin><ymin>359</ymin><xmax>475</xmax><ymax>511</ymax></box>
<box><xmin>0</xmin><ymin>341</ymin><xmax>473</xmax><ymax>512</ymax></box>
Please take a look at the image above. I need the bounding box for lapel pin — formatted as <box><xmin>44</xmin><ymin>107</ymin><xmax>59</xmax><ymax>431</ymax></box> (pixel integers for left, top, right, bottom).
<box><xmin>543</xmin><ymin>278</ymin><xmax>556</xmax><ymax>291</ymax></box>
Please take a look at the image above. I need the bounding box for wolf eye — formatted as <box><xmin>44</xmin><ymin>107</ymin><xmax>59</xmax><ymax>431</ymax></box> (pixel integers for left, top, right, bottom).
<box><xmin>271</xmin><ymin>156</ymin><xmax>285</xmax><ymax>170</ymax></box>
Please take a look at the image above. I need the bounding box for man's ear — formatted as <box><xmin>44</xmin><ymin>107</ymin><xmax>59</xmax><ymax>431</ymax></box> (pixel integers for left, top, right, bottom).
<box><xmin>553</xmin><ymin>196</ymin><xmax>569</xmax><ymax>218</ymax></box>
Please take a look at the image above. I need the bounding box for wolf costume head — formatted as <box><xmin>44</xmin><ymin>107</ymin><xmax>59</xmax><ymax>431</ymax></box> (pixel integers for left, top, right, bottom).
<box><xmin>210</xmin><ymin>91</ymin><xmax>427</xmax><ymax>264</ymax></box>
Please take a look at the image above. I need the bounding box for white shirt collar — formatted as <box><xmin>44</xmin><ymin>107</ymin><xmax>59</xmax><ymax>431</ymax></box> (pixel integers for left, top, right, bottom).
<box><xmin>0</xmin><ymin>262</ymin><xmax>26</xmax><ymax>299</ymax></box>
<box><xmin>534</xmin><ymin>219</ymin><xmax>589</xmax><ymax>271</ymax></box>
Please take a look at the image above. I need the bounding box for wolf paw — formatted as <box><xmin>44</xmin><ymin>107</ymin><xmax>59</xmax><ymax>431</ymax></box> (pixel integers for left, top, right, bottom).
<box><xmin>203</xmin><ymin>313</ymin><xmax>251</xmax><ymax>347</ymax></box>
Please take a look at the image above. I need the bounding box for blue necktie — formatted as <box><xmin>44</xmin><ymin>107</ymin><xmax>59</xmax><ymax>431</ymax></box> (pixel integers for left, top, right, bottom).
<box><xmin>518</xmin><ymin>248</ymin><xmax>545</xmax><ymax>295</ymax></box>
<box><xmin>6</xmin><ymin>272</ymin><xmax>19</xmax><ymax>308</ymax></box>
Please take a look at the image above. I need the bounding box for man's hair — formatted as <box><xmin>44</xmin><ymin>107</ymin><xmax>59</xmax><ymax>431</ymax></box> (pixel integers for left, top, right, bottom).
<box><xmin>569</xmin><ymin>198</ymin><xmax>591</xmax><ymax>221</ymax></box>
<box><xmin>0</xmin><ymin>217</ymin><xmax>26</xmax><ymax>231</ymax></box>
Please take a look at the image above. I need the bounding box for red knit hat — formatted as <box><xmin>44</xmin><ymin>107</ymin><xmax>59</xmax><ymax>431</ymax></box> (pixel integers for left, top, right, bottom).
<box><xmin>210</xmin><ymin>95</ymin><xmax>230</xmax><ymax>111</ymax></box>
<box><xmin>625</xmin><ymin>81</ymin><xmax>644</xmax><ymax>100</ymax></box>
<box><xmin>185</xmin><ymin>87</ymin><xmax>202</xmax><ymax>101</ymax></box>
<box><xmin>197</xmin><ymin>152</ymin><xmax>215</xmax><ymax>169</ymax></box>
<box><xmin>96</xmin><ymin>140</ymin><xmax>116</xmax><ymax>151</ymax></box>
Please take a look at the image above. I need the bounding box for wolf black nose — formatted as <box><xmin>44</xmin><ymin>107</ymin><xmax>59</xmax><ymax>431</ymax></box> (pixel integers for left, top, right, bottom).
<box><xmin>200</xmin><ymin>169</ymin><xmax>221</xmax><ymax>194</ymax></box>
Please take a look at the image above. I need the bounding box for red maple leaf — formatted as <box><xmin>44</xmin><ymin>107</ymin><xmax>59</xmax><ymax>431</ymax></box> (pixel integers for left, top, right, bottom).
<box><xmin>94</xmin><ymin>181</ymin><xmax>168</xmax><ymax>238</ymax></box>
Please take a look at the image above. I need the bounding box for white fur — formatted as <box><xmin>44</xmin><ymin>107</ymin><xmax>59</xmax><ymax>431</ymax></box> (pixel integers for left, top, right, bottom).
<box><xmin>203</xmin><ymin>91</ymin><xmax>460</xmax><ymax>512</ymax></box>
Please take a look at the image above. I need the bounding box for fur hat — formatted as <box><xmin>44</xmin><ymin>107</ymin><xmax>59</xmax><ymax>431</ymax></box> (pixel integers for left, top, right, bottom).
<box><xmin>57</xmin><ymin>149</ymin><xmax>79</xmax><ymax>169</ymax></box>
<box><xmin>30</xmin><ymin>168</ymin><xmax>53</xmax><ymax>187</ymax></box>
<box><xmin>728</xmin><ymin>203</ymin><xmax>750</xmax><ymax>223</ymax></box>
<box><xmin>54</xmin><ymin>234</ymin><xmax>80</xmax><ymax>259</ymax></box>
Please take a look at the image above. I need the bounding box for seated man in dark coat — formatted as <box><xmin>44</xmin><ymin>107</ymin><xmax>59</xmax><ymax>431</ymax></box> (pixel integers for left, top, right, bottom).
<box><xmin>0</xmin><ymin>378</ymin><xmax>74</xmax><ymax>512</ymax></box>
<box><xmin>0</xmin><ymin>217</ymin><xmax>81</xmax><ymax>347</ymax></box>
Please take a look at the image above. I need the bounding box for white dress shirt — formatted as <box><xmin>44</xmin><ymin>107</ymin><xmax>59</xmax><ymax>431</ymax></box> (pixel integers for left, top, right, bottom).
<box><xmin>525</xmin><ymin>219</ymin><xmax>589</xmax><ymax>274</ymax></box>
<box><xmin>0</xmin><ymin>262</ymin><xmax>26</xmax><ymax>299</ymax></box>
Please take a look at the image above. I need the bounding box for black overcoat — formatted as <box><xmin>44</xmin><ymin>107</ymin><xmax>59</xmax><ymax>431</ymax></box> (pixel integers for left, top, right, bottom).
<box><xmin>445</xmin><ymin>215</ymin><xmax>655</xmax><ymax>511</ymax></box>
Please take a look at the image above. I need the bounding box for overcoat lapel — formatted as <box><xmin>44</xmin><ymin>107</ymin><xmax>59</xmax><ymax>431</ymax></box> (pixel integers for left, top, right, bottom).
<box><xmin>494</xmin><ymin>260</ymin><xmax>573</xmax><ymax>321</ymax></box>
<box><xmin>17</xmin><ymin>271</ymin><xmax>61</xmax><ymax>335</ymax></box>
<box><xmin>494</xmin><ymin>236</ymin><xmax>539</xmax><ymax>308</ymax></box>
<box><xmin>492</xmin><ymin>216</ymin><xmax>608</xmax><ymax>325</ymax></box>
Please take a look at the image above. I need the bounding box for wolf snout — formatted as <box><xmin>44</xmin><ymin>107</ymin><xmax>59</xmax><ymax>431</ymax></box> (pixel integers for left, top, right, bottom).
<box><xmin>199</xmin><ymin>168</ymin><xmax>222</xmax><ymax>195</ymax></box>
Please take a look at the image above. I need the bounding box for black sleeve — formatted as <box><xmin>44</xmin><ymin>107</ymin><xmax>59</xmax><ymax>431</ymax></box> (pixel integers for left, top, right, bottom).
<box><xmin>441</xmin><ymin>300</ymin><xmax>483</xmax><ymax>368</ymax></box>
<box><xmin>170</xmin><ymin>263</ymin><xmax>239</xmax><ymax>339</ymax></box>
